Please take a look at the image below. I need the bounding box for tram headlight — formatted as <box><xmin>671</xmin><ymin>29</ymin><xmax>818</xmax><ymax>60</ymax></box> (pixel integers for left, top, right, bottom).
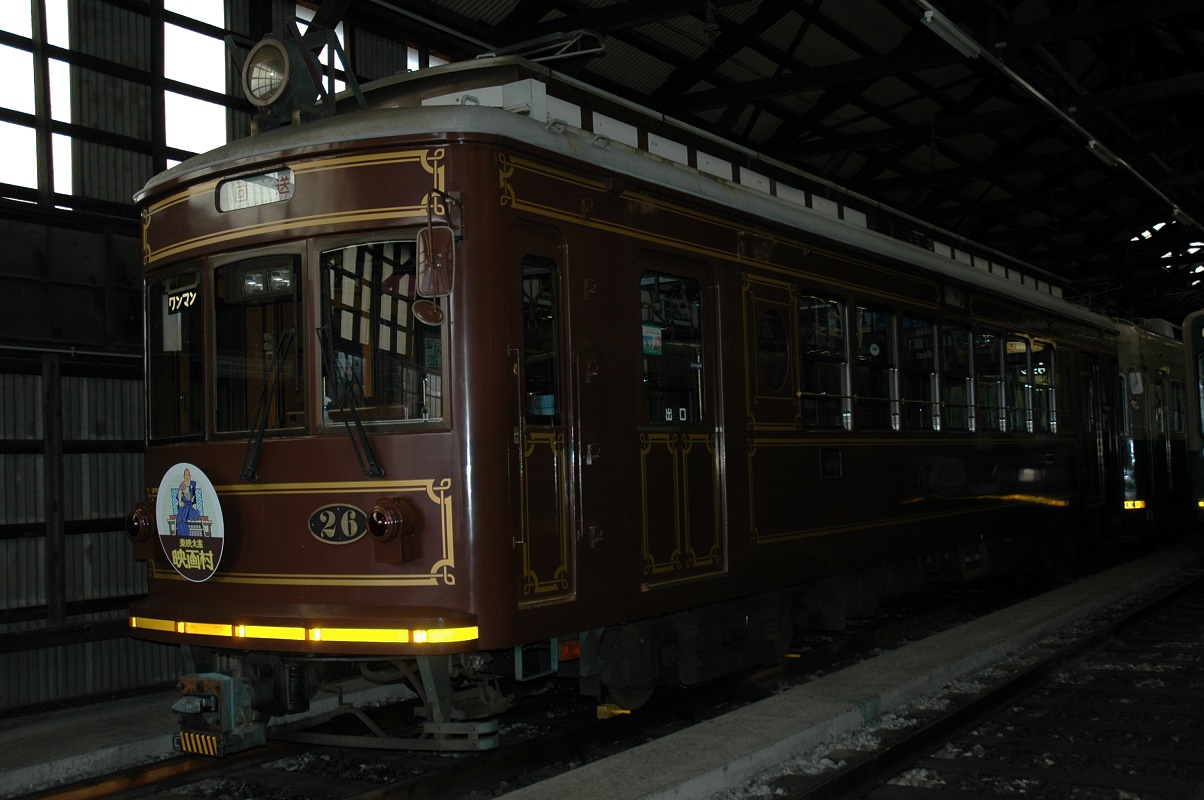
<box><xmin>242</xmin><ymin>37</ymin><xmax>293</xmax><ymax>108</ymax></box>
<box><xmin>368</xmin><ymin>497</ymin><xmax>413</xmax><ymax>543</ymax></box>
<box><xmin>125</xmin><ymin>501</ymin><xmax>155</xmax><ymax>542</ymax></box>
<box><xmin>125</xmin><ymin>501</ymin><xmax>156</xmax><ymax>561</ymax></box>
<box><xmin>368</xmin><ymin>497</ymin><xmax>418</xmax><ymax>563</ymax></box>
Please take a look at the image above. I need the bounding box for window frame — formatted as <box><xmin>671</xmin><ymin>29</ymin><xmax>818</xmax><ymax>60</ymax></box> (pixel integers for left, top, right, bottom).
<box><xmin>853</xmin><ymin>303</ymin><xmax>897</xmax><ymax>431</ymax></box>
<box><xmin>939</xmin><ymin>321</ymin><xmax>974</xmax><ymax>432</ymax></box>
<box><xmin>797</xmin><ymin>290</ymin><xmax>850</xmax><ymax>431</ymax></box>
<box><xmin>974</xmin><ymin>329</ymin><xmax>1005</xmax><ymax>432</ymax></box>
<box><xmin>1031</xmin><ymin>339</ymin><xmax>1056</xmax><ymax>433</ymax></box>
<box><xmin>640</xmin><ymin>269</ymin><xmax>708</xmax><ymax>427</ymax></box>
<box><xmin>145</xmin><ymin>262</ymin><xmax>206</xmax><ymax>442</ymax></box>
<box><xmin>317</xmin><ymin>234</ymin><xmax>449</xmax><ymax>432</ymax></box>
<box><xmin>900</xmin><ymin>313</ymin><xmax>938</xmax><ymax>431</ymax></box>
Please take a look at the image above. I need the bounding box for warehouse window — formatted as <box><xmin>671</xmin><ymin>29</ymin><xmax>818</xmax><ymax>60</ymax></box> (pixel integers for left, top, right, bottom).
<box><xmin>296</xmin><ymin>4</ymin><xmax>348</xmax><ymax>93</ymax></box>
<box><xmin>0</xmin><ymin>1</ymin><xmax>70</xmax><ymax>193</ymax></box>
<box><xmin>164</xmin><ymin>0</ymin><xmax>227</xmax><ymax>157</ymax></box>
<box><xmin>0</xmin><ymin>44</ymin><xmax>35</xmax><ymax>189</ymax></box>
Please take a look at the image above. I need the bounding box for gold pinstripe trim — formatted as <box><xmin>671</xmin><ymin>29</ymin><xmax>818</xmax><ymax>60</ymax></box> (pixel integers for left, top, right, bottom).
<box><xmin>147</xmin><ymin>206</ymin><xmax>429</xmax><ymax>264</ymax></box>
<box><xmin>498</xmin><ymin>153</ymin><xmax>940</xmax><ymax>311</ymax></box>
<box><xmin>143</xmin><ymin>148</ymin><xmax>446</xmax><ymax>264</ymax></box>
<box><xmin>148</xmin><ymin>477</ymin><xmax>457</xmax><ymax>587</ymax></box>
<box><xmin>143</xmin><ymin>149</ymin><xmax>445</xmax><ymax>216</ymax></box>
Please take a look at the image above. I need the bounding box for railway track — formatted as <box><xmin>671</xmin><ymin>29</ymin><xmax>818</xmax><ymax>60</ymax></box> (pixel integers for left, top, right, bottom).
<box><xmin>737</xmin><ymin>570</ymin><xmax>1204</xmax><ymax>800</ymax></box>
<box><xmin>17</xmin><ymin>552</ymin><xmax>1162</xmax><ymax>800</ymax></box>
<box><xmin>20</xmin><ymin>579</ymin><xmax>1023</xmax><ymax>800</ymax></box>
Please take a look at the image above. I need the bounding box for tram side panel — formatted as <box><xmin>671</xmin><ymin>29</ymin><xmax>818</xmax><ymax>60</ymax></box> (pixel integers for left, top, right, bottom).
<box><xmin>482</xmin><ymin>131</ymin><xmax>1112</xmax><ymax>642</ymax></box>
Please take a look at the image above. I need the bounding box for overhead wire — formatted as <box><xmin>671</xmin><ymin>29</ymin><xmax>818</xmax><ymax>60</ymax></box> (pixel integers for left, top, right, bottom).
<box><xmin>599</xmin><ymin>0</ymin><xmax>1201</xmax><ymax>300</ymax></box>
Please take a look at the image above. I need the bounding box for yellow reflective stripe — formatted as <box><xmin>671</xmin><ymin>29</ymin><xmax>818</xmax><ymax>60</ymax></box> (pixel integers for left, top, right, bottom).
<box><xmin>236</xmin><ymin>624</ymin><xmax>307</xmax><ymax>641</ymax></box>
<box><xmin>420</xmin><ymin>626</ymin><xmax>479</xmax><ymax>643</ymax></box>
<box><xmin>181</xmin><ymin>621</ymin><xmax>233</xmax><ymax>637</ymax></box>
<box><xmin>311</xmin><ymin>627</ymin><xmax>411</xmax><ymax>643</ymax></box>
<box><xmin>131</xmin><ymin>618</ymin><xmax>478</xmax><ymax>645</ymax></box>
<box><xmin>129</xmin><ymin>616</ymin><xmax>175</xmax><ymax>632</ymax></box>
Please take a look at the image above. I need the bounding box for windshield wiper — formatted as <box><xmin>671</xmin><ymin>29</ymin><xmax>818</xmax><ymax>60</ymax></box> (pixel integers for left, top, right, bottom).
<box><xmin>317</xmin><ymin>325</ymin><xmax>385</xmax><ymax>479</ymax></box>
<box><xmin>239</xmin><ymin>328</ymin><xmax>296</xmax><ymax>481</ymax></box>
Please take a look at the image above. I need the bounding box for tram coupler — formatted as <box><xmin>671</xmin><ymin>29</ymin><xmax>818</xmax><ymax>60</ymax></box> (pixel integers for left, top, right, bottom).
<box><xmin>172</xmin><ymin>672</ymin><xmax>267</xmax><ymax>757</ymax></box>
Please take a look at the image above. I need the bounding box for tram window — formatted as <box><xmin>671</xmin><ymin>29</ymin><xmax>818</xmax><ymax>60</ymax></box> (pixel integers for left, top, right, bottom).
<box><xmin>1152</xmin><ymin>377</ymin><xmax>1166</xmax><ymax>434</ymax></box>
<box><xmin>1081</xmin><ymin>361</ymin><xmax>1096</xmax><ymax>434</ymax></box>
<box><xmin>901</xmin><ymin>316</ymin><xmax>936</xmax><ymax>430</ymax></box>
<box><xmin>147</xmin><ymin>268</ymin><xmax>204</xmax><ymax>440</ymax></box>
<box><xmin>642</xmin><ymin>272</ymin><xmax>704</xmax><ymax>424</ymax></box>
<box><xmin>940</xmin><ymin>325</ymin><xmax>972</xmax><ymax>431</ymax></box>
<box><xmin>1059</xmin><ymin>359</ymin><xmax>1077</xmax><ymax>434</ymax></box>
<box><xmin>523</xmin><ymin>259</ymin><xmax>560</xmax><ymax>425</ymax></box>
<box><xmin>214</xmin><ymin>255</ymin><xmax>305</xmax><ymax>434</ymax></box>
<box><xmin>1198</xmin><ymin>355</ymin><xmax>1204</xmax><ymax>436</ymax></box>
<box><xmin>1118</xmin><ymin>373</ymin><xmax>1130</xmax><ymax>436</ymax></box>
<box><xmin>854</xmin><ymin>306</ymin><xmax>895</xmax><ymax>430</ymax></box>
<box><xmin>319</xmin><ymin>240</ymin><xmax>444</xmax><ymax>427</ymax></box>
<box><xmin>1005</xmin><ymin>336</ymin><xmax>1032</xmax><ymax>433</ymax></box>
<box><xmin>757</xmin><ymin>309</ymin><xmax>790</xmax><ymax>394</ymax></box>
<box><xmin>1171</xmin><ymin>380</ymin><xmax>1185</xmax><ymax>434</ymax></box>
<box><xmin>799</xmin><ymin>294</ymin><xmax>847</xmax><ymax>429</ymax></box>
<box><xmin>1032</xmin><ymin>341</ymin><xmax>1055</xmax><ymax>433</ymax></box>
<box><xmin>975</xmin><ymin>332</ymin><xmax>1003</xmax><ymax>431</ymax></box>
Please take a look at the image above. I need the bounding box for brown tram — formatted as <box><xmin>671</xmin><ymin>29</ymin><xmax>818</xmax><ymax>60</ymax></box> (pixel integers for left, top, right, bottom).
<box><xmin>123</xmin><ymin>31</ymin><xmax>1168</xmax><ymax>756</ymax></box>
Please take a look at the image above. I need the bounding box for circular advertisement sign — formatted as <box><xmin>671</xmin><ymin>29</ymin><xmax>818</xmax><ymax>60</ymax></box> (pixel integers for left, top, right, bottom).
<box><xmin>155</xmin><ymin>462</ymin><xmax>225</xmax><ymax>582</ymax></box>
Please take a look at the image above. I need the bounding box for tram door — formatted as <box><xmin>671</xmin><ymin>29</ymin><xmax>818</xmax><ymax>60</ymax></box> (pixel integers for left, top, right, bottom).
<box><xmin>510</xmin><ymin>223</ymin><xmax>578</xmax><ymax>605</ymax></box>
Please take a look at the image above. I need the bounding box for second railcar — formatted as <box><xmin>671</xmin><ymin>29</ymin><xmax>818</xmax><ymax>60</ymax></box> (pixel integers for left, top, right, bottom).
<box><xmin>126</xmin><ymin>33</ymin><xmax>1121</xmax><ymax>755</ymax></box>
<box><xmin>1182</xmin><ymin>310</ymin><xmax>1204</xmax><ymax>521</ymax></box>
<box><xmin>1113</xmin><ymin>319</ymin><xmax>1191</xmax><ymax>533</ymax></box>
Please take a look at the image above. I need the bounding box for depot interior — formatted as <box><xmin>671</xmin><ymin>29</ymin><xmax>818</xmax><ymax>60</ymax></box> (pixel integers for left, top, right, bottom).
<box><xmin>2</xmin><ymin>0</ymin><xmax>1203</xmax><ymax>714</ymax></box>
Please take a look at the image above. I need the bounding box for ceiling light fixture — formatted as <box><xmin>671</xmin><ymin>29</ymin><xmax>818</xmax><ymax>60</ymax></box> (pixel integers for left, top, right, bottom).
<box><xmin>1087</xmin><ymin>139</ymin><xmax>1121</xmax><ymax>168</ymax></box>
<box><xmin>1173</xmin><ymin>207</ymin><xmax>1199</xmax><ymax>227</ymax></box>
<box><xmin>920</xmin><ymin>9</ymin><xmax>982</xmax><ymax>58</ymax></box>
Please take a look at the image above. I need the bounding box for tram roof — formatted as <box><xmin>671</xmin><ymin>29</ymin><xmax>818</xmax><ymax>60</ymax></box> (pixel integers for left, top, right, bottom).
<box><xmin>142</xmin><ymin>55</ymin><xmax>1115</xmax><ymax>334</ymax></box>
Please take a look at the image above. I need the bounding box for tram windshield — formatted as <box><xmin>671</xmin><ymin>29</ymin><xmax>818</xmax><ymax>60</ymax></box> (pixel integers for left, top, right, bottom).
<box><xmin>214</xmin><ymin>255</ymin><xmax>304</xmax><ymax>435</ymax></box>
<box><xmin>320</xmin><ymin>239</ymin><xmax>444</xmax><ymax>423</ymax></box>
<box><xmin>143</xmin><ymin>237</ymin><xmax>447</xmax><ymax>445</ymax></box>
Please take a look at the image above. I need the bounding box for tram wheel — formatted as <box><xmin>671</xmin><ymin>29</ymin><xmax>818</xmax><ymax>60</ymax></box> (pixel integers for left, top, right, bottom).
<box><xmin>603</xmin><ymin>683</ymin><xmax>655</xmax><ymax>710</ymax></box>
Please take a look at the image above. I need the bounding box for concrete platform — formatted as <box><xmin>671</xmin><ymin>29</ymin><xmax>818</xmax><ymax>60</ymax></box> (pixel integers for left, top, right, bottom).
<box><xmin>1</xmin><ymin>539</ymin><xmax>1197</xmax><ymax>800</ymax></box>
<box><xmin>504</xmin><ymin>537</ymin><xmax>1202</xmax><ymax>799</ymax></box>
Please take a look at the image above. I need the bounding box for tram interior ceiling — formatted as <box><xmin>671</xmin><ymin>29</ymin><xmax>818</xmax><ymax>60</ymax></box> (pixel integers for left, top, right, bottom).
<box><xmin>0</xmin><ymin>0</ymin><xmax>1202</xmax><ymax>712</ymax></box>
